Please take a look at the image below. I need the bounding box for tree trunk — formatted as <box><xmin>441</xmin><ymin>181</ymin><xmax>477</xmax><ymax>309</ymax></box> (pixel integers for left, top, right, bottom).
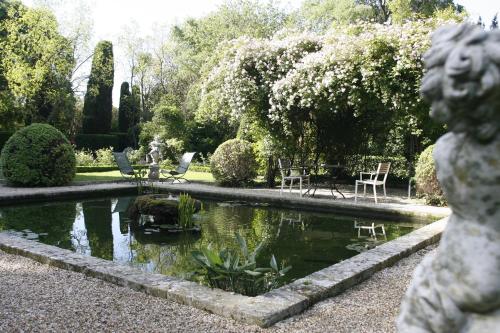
<box><xmin>266</xmin><ymin>156</ymin><xmax>276</xmax><ymax>188</ymax></box>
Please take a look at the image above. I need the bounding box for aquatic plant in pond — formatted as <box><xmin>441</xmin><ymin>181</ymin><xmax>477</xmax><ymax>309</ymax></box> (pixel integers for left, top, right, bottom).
<box><xmin>191</xmin><ymin>233</ymin><xmax>291</xmax><ymax>296</ymax></box>
<box><xmin>178</xmin><ymin>193</ymin><xmax>197</xmax><ymax>229</ymax></box>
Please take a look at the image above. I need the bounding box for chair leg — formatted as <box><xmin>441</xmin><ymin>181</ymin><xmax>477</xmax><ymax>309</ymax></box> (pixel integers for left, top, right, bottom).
<box><xmin>383</xmin><ymin>183</ymin><xmax>387</xmax><ymax>197</ymax></box>
<box><xmin>299</xmin><ymin>178</ymin><xmax>303</xmax><ymax>197</ymax></box>
<box><xmin>373</xmin><ymin>184</ymin><xmax>378</xmax><ymax>203</ymax></box>
<box><xmin>363</xmin><ymin>184</ymin><xmax>367</xmax><ymax>197</ymax></box>
<box><xmin>177</xmin><ymin>176</ymin><xmax>190</xmax><ymax>183</ymax></box>
<box><xmin>354</xmin><ymin>181</ymin><xmax>358</xmax><ymax>203</ymax></box>
<box><xmin>290</xmin><ymin>179</ymin><xmax>293</xmax><ymax>192</ymax></box>
<box><xmin>281</xmin><ymin>178</ymin><xmax>285</xmax><ymax>195</ymax></box>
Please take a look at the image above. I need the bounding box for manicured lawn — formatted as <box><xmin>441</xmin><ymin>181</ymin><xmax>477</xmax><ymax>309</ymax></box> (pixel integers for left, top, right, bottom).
<box><xmin>74</xmin><ymin>170</ymin><xmax>215</xmax><ymax>183</ymax></box>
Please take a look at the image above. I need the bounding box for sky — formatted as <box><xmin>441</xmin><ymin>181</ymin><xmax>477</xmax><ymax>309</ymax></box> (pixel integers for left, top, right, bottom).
<box><xmin>21</xmin><ymin>0</ymin><xmax>500</xmax><ymax>105</ymax></box>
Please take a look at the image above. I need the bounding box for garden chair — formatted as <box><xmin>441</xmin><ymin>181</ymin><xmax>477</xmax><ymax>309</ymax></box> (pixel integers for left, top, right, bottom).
<box><xmin>113</xmin><ymin>150</ymin><xmax>140</xmax><ymax>180</ymax></box>
<box><xmin>160</xmin><ymin>152</ymin><xmax>196</xmax><ymax>183</ymax></box>
<box><xmin>278</xmin><ymin>158</ymin><xmax>310</xmax><ymax>197</ymax></box>
<box><xmin>353</xmin><ymin>220</ymin><xmax>386</xmax><ymax>240</ymax></box>
<box><xmin>354</xmin><ymin>162</ymin><xmax>391</xmax><ymax>204</ymax></box>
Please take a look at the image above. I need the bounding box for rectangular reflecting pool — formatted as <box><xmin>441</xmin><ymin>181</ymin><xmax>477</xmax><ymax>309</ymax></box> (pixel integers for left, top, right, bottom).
<box><xmin>0</xmin><ymin>195</ymin><xmax>428</xmax><ymax>284</ymax></box>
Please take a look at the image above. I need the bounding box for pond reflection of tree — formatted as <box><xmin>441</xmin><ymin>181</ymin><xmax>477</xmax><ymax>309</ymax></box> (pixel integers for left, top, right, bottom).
<box><xmin>82</xmin><ymin>200</ymin><xmax>113</xmax><ymax>260</ymax></box>
<box><xmin>0</xmin><ymin>202</ymin><xmax>77</xmax><ymax>248</ymax></box>
<box><xmin>130</xmin><ymin>233</ymin><xmax>200</xmax><ymax>277</ymax></box>
<box><xmin>127</xmin><ymin>203</ymin><xmax>282</xmax><ymax>278</ymax></box>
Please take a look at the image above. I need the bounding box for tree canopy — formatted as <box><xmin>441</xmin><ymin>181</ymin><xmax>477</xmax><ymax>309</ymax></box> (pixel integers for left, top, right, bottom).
<box><xmin>0</xmin><ymin>0</ymin><xmax>75</xmax><ymax>134</ymax></box>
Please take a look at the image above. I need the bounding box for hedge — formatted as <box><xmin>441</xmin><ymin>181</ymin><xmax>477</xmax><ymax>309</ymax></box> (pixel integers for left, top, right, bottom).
<box><xmin>75</xmin><ymin>134</ymin><xmax>119</xmax><ymax>151</ymax></box>
<box><xmin>110</xmin><ymin>132</ymin><xmax>133</xmax><ymax>151</ymax></box>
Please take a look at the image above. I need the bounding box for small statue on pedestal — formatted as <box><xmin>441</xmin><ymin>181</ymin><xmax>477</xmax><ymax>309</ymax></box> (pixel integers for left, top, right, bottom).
<box><xmin>147</xmin><ymin>135</ymin><xmax>163</xmax><ymax>181</ymax></box>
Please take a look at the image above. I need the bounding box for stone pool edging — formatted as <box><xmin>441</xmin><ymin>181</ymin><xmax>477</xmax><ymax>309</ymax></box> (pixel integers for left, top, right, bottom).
<box><xmin>156</xmin><ymin>183</ymin><xmax>450</xmax><ymax>222</ymax></box>
<box><xmin>0</xmin><ymin>218</ymin><xmax>447</xmax><ymax>327</ymax></box>
<box><xmin>0</xmin><ymin>183</ymin><xmax>137</xmax><ymax>206</ymax></box>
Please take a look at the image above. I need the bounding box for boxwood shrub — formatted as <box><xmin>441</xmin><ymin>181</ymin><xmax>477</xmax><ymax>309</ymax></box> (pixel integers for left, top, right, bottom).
<box><xmin>210</xmin><ymin>139</ymin><xmax>257</xmax><ymax>186</ymax></box>
<box><xmin>0</xmin><ymin>123</ymin><xmax>76</xmax><ymax>186</ymax></box>
<box><xmin>415</xmin><ymin>144</ymin><xmax>446</xmax><ymax>206</ymax></box>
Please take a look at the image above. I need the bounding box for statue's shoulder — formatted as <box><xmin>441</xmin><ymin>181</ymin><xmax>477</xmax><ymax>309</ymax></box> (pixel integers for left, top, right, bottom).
<box><xmin>434</xmin><ymin>132</ymin><xmax>464</xmax><ymax>161</ymax></box>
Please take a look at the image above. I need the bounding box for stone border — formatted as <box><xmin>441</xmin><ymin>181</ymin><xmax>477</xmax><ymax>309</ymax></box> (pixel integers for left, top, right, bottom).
<box><xmin>0</xmin><ymin>182</ymin><xmax>450</xmax><ymax>222</ymax></box>
<box><xmin>156</xmin><ymin>183</ymin><xmax>450</xmax><ymax>222</ymax></box>
<box><xmin>0</xmin><ymin>183</ymin><xmax>137</xmax><ymax>206</ymax></box>
<box><xmin>0</xmin><ymin>218</ymin><xmax>447</xmax><ymax>327</ymax></box>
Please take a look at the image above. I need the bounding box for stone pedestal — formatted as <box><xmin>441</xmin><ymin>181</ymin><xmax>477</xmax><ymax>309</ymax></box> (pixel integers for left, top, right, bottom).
<box><xmin>148</xmin><ymin>165</ymin><xmax>159</xmax><ymax>181</ymax></box>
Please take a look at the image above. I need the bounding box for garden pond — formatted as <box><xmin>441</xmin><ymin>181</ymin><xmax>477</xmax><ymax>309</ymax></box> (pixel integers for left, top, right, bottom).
<box><xmin>0</xmin><ymin>195</ymin><xmax>429</xmax><ymax>284</ymax></box>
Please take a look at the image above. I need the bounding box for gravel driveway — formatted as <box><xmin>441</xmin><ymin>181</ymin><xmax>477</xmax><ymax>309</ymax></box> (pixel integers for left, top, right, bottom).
<box><xmin>0</xmin><ymin>245</ymin><xmax>436</xmax><ymax>332</ymax></box>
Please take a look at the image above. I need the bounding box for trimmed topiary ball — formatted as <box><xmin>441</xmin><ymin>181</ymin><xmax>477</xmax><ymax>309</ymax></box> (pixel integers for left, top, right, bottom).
<box><xmin>0</xmin><ymin>123</ymin><xmax>76</xmax><ymax>186</ymax></box>
<box><xmin>415</xmin><ymin>144</ymin><xmax>446</xmax><ymax>206</ymax></box>
<box><xmin>210</xmin><ymin>139</ymin><xmax>258</xmax><ymax>186</ymax></box>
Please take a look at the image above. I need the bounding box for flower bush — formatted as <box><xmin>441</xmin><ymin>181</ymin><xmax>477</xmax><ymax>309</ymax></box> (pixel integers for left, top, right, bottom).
<box><xmin>210</xmin><ymin>139</ymin><xmax>258</xmax><ymax>186</ymax></box>
<box><xmin>198</xmin><ymin>18</ymin><xmax>456</xmax><ymax>167</ymax></box>
<box><xmin>0</xmin><ymin>123</ymin><xmax>76</xmax><ymax>186</ymax></box>
<box><xmin>74</xmin><ymin>147</ymin><xmax>117</xmax><ymax>167</ymax></box>
<box><xmin>75</xmin><ymin>149</ymin><xmax>94</xmax><ymax>166</ymax></box>
<box><xmin>95</xmin><ymin>147</ymin><xmax>114</xmax><ymax>166</ymax></box>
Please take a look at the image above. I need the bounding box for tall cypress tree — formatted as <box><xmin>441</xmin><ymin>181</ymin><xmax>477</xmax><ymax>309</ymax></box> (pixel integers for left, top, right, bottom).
<box><xmin>118</xmin><ymin>81</ymin><xmax>132</xmax><ymax>132</ymax></box>
<box><xmin>82</xmin><ymin>40</ymin><xmax>114</xmax><ymax>134</ymax></box>
<box><xmin>491</xmin><ymin>13</ymin><xmax>498</xmax><ymax>30</ymax></box>
<box><xmin>131</xmin><ymin>84</ymin><xmax>141</xmax><ymax>123</ymax></box>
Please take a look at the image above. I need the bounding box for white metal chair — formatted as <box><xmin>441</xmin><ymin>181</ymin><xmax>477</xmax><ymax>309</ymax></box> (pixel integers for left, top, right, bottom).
<box><xmin>354</xmin><ymin>220</ymin><xmax>386</xmax><ymax>239</ymax></box>
<box><xmin>354</xmin><ymin>162</ymin><xmax>391</xmax><ymax>203</ymax></box>
<box><xmin>278</xmin><ymin>158</ymin><xmax>310</xmax><ymax>197</ymax></box>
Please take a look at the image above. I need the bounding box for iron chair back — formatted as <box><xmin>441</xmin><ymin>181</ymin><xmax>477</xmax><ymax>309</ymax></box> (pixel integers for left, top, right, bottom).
<box><xmin>113</xmin><ymin>151</ymin><xmax>135</xmax><ymax>177</ymax></box>
<box><xmin>175</xmin><ymin>152</ymin><xmax>196</xmax><ymax>174</ymax></box>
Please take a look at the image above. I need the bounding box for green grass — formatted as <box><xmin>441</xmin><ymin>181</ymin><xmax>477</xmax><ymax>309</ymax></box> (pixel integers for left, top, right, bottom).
<box><xmin>74</xmin><ymin>170</ymin><xmax>215</xmax><ymax>183</ymax></box>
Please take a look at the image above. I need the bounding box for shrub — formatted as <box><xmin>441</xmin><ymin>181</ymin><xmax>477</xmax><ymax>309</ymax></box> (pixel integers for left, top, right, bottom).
<box><xmin>95</xmin><ymin>147</ymin><xmax>114</xmax><ymax>166</ymax></box>
<box><xmin>126</xmin><ymin>148</ymin><xmax>145</xmax><ymax>164</ymax></box>
<box><xmin>74</xmin><ymin>133</ymin><xmax>119</xmax><ymax>151</ymax></box>
<box><xmin>75</xmin><ymin>149</ymin><xmax>95</xmax><ymax>166</ymax></box>
<box><xmin>210</xmin><ymin>139</ymin><xmax>258</xmax><ymax>186</ymax></box>
<box><xmin>415</xmin><ymin>145</ymin><xmax>446</xmax><ymax>206</ymax></box>
<box><xmin>0</xmin><ymin>131</ymin><xmax>14</xmax><ymax>153</ymax></box>
<box><xmin>0</xmin><ymin>123</ymin><xmax>76</xmax><ymax>186</ymax></box>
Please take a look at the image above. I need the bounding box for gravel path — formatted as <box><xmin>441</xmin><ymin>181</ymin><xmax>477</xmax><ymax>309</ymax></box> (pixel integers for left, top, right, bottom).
<box><xmin>0</xmin><ymin>245</ymin><xmax>436</xmax><ymax>332</ymax></box>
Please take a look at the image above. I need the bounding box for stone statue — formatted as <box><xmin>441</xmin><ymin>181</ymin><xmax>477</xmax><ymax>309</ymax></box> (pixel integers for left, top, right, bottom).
<box><xmin>148</xmin><ymin>135</ymin><xmax>163</xmax><ymax>166</ymax></box>
<box><xmin>147</xmin><ymin>135</ymin><xmax>163</xmax><ymax>181</ymax></box>
<box><xmin>397</xmin><ymin>24</ymin><xmax>500</xmax><ymax>332</ymax></box>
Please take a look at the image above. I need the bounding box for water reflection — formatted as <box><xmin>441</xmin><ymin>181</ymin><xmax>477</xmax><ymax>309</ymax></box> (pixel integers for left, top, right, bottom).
<box><xmin>71</xmin><ymin>203</ymin><xmax>91</xmax><ymax>256</ymax></box>
<box><xmin>0</xmin><ymin>197</ymin><xmax>427</xmax><ymax>284</ymax></box>
<box><xmin>83</xmin><ymin>200</ymin><xmax>113</xmax><ymax>260</ymax></box>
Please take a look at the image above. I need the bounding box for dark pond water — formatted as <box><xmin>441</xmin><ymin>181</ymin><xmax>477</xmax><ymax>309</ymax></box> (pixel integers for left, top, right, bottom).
<box><xmin>0</xmin><ymin>196</ymin><xmax>427</xmax><ymax>284</ymax></box>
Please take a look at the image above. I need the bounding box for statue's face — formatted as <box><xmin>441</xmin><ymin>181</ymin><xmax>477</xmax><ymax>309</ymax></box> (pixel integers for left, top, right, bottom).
<box><xmin>421</xmin><ymin>24</ymin><xmax>500</xmax><ymax>142</ymax></box>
